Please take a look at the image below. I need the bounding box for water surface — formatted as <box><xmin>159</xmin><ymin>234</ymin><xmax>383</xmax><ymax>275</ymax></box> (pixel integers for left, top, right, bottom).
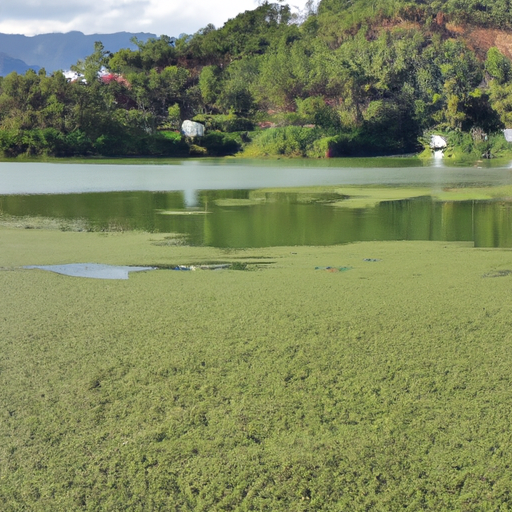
<box><xmin>2</xmin><ymin>158</ymin><xmax>512</xmax><ymax>247</ymax></box>
<box><xmin>1</xmin><ymin>158</ymin><xmax>512</xmax><ymax>196</ymax></box>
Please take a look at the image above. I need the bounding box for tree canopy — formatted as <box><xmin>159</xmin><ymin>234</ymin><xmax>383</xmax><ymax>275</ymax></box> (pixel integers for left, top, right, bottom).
<box><xmin>0</xmin><ymin>0</ymin><xmax>511</xmax><ymax>157</ymax></box>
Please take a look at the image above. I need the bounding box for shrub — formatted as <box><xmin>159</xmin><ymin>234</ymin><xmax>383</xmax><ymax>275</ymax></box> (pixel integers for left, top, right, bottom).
<box><xmin>64</xmin><ymin>130</ymin><xmax>93</xmax><ymax>155</ymax></box>
<box><xmin>489</xmin><ymin>132</ymin><xmax>512</xmax><ymax>155</ymax></box>
<box><xmin>446</xmin><ymin>130</ymin><xmax>476</xmax><ymax>154</ymax></box>
<box><xmin>39</xmin><ymin>128</ymin><xmax>67</xmax><ymax>155</ymax></box>
<box><xmin>189</xmin><ymin>144</ymin><xmax>208</xmax><ymax>156</ymax></box>
<box><xmin>309</xmin><ymin>135</ymin><xmax>342</xmax><ymax>157</ymax></box>
<box><xmin>200</xmin><ymin>132</ymin><xmax>240</xmax><ymax>156</ymax></box>
<box><xmin>249</xmin><ymin>126</ymin><xmax>321</xmax><ymax>157</ymax></box>
<box><xmin>0</xmin><ymin>129</ymin><xmax>68</xmax><ymax>157</ymax></box>
<box><xmin>160</xmin><ymin>131</ymin><xmax>183</xmax><ymax>142</ymax></box>
<box><xmin>0</xmin><ymin>130</ymin><xmax>24</xmax><ymax>156</ymax></box>
<box><xmin>146</xmin><ymin>133</ymin><xmax>189</xmax><ymax>156</ymax></box>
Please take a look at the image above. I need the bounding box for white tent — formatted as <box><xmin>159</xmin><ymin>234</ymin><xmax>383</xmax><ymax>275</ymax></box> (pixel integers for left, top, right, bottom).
<box><xmin>430</xmin><ymin>135</ymin><xmax>447</xmax><ymax>149</ymax></box>
<box><xmin>182</xmin><ymin>120</ymin><xmax>205</xmax><ymax>137</ymax></box>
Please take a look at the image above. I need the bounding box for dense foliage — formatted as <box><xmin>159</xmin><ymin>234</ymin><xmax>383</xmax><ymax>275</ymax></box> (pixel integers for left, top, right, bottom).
<box><xmin>1</xmin><ymin>0</ymin><xmax>512</xmax><ymax>157</ymax></box>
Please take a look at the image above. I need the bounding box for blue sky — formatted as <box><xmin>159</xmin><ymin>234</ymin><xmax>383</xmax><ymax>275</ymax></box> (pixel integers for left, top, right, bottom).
<box><xmin>0</xmin><ymin>0</ymin><xmax>310</xmax><ymax>37</ymax></box>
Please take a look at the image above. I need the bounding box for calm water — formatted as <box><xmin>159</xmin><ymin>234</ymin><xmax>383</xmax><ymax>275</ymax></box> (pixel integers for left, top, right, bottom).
<box><xmin>2</xmin><ymin>158</ymin><xmax>512</xmax><ymax>248</ymax></box>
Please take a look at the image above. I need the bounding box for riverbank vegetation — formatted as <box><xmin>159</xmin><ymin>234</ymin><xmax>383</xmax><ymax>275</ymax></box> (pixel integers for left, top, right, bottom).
<box><xmin>3</xmin><ymin>0</ymin><xmax>512</xmax><ymax>158</ymax></box>
<box><xmin>2</xmin><ymin>226</ymin><xmax>512</xmax><ymax>509</ymax></box>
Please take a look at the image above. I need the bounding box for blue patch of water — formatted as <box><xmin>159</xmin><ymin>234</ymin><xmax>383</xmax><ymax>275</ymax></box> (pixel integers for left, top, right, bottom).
<box><xmin>24</xmin><ymin>263</ymin><xmax>155</xmax><ymax>280</ymax></box>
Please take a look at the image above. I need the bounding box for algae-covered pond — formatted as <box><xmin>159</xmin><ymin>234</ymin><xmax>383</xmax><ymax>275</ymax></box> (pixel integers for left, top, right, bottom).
<box><xmin>3</xmin><ymin>158</ymin><xmax>512</xmax><ymax>510</ymax></box>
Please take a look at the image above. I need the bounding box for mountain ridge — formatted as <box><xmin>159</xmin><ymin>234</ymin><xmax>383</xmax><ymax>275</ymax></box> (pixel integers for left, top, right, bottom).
<box><xmin>0</xmin><ymin>31</ymin><xmax>157</xmax><ymax>74</ymax></box>
<box><xmin>0</xmin><ymin>52</ymin><xmax>40</xmax><ymax>75</ymax></box>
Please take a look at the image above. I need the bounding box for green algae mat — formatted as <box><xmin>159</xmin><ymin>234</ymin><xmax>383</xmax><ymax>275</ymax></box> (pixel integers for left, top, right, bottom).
<box><xmin>2</xmin><ymin>227</ymin><xmax>512</xmax><ymax>510</ymax></box>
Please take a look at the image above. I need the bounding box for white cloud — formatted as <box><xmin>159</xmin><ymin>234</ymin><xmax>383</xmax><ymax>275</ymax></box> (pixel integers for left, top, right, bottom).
<box><xmin>0</xmin><ymin>0</ymin><xmax>307</xmax><ymax>37</ymax></box>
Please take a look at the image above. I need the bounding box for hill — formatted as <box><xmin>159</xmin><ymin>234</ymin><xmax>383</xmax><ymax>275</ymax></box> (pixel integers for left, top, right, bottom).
<box><xmin>1</xmin><ymin>1</ymin><xmax>512</xmax><ymax>158</ymax></box>
<box><xmin>0</xmin><ymin>52</ymin><xmax>39</xmax><ymax>76</ymax></box>
<box><xmin>316</xmin><ymin>0</ymin><xmax>512</xmax><ymax>45</ymax></box>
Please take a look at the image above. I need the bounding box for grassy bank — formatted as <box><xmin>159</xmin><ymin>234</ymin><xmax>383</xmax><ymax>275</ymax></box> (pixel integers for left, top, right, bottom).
<box><xmin>2</xmin><ymin>227</ymin><xmax>512</xmax><ymax>510</ymax></box>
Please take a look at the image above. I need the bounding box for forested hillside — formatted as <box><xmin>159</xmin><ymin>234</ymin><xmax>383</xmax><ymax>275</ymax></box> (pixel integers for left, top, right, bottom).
<box><xmin>1</xmin><ymin>0</ymin><xmax>512</xmax><ymax>158</ymax></box>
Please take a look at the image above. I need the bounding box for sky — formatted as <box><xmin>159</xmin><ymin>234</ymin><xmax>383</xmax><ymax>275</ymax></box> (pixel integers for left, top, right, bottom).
<box><xmin>0</xmin><ymin>0</ymin><xmax>311</xmax><ymax>37</ymax></box>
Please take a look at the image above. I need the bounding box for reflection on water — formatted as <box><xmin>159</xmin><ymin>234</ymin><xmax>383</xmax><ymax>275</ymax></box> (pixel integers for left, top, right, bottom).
<box><xmin>2</xmin><ymin>159</ymin><xmax>512</xmax><ymax>248</ymax></box>
<box><xmin>432</xmin><ymin>150</ymin><xmax>444</xmax><ymax>167</ymax></box>
<box><xmin>1</xmin><ymin>189</ymin><xmax>512</xmax><ymax>248</ymax></box>
<box><xmin>184</xmin><ymin>188</ymin><xmax>199</xmax><ymax>208</ymax></box>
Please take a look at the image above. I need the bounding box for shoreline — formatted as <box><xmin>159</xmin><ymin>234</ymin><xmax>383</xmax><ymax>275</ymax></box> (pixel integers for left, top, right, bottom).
<box><xmin>1</xmin><ymin>152</ymin><xmax>512</xmax><ymax>167</ymax></box>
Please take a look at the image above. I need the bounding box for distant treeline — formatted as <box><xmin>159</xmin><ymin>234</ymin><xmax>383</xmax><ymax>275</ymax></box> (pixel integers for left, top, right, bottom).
<box><xmin>1</xmin><ymin>0</ymin><xmax>512</xmax><ymax>158</ymax></box>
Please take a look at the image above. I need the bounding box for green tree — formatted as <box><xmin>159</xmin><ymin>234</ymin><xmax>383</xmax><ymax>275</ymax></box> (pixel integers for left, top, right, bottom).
<box><xmin>257</xmin><ymin>39</ymin><xmax>313</xmax><ymax>110</ymax></box>
<box><xmin>489</xmin><ymin>81</ymin><xmax>512</xmax><ymax>126</ymax></box>
<box><xmin>485</xmin><ymin>47</ymin><xmax>512</xmax><ymax>85</ymax></box>
<box><xmin>199</xmin><ymin>65</ymin><xmax>221</xmax><ymax>107</ymax></box>
<box><xmin>71</xmin><ymin>41</ymin><xmax>111</xmax><ymax>85</ymax></box>
<box><xmin>217</xmin><ymin>58</ymin><xmax>260</xmax><ymax>114</ymax></box>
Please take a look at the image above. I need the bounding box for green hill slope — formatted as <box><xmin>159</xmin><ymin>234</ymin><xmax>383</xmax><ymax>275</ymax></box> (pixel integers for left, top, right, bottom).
<box><xmin>1</xmin><ymin>1</ymin><xmax>512</xmax><ymax>158</ymax></box>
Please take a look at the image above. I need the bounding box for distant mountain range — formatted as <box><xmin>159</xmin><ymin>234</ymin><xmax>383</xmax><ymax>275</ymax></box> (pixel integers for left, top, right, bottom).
<box><xmin>0</xmin><ymin>31</ymin><xmax>157</xmax><ymax>76</ymax></box>
<box><xmin>0</xmin><ymin>52</ymin><xmax>40</xmax><ymax>76</ymax></box>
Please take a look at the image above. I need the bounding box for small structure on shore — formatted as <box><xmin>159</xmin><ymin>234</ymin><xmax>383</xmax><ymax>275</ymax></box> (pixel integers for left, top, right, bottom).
<box><xmin>430</xmin><ymin>134</ymin><xmax>447</xmax><ymax>150</ymax></box>
<box><xmin>182</xmin><ymin>120</ymin><xmax>205</xmax><ymax>137</ymax></box>
<box><xmin>503</xmin><ymin>129</ymin><xmax>512</xmax><ymax>142</ymax></box>
<box><xmin>430</xmin><ymin>134</ymin><xmax>447</xmax><ymax>160</ymax></box>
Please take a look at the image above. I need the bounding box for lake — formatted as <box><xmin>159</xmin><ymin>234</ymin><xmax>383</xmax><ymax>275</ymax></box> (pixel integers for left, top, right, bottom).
<box><xmin>4</xmin><ymin>158</ymin><xmax>512</xmax><ymax>510</ymax></box>
<box><xmin>2</xmin><ymin>157</ymin><xmax>512</xmax><ymax>247</ymax></box>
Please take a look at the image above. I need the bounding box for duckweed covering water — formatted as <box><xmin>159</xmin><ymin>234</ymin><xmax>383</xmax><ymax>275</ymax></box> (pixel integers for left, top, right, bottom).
<box><xmin>2</xmin><ymin>227</ymin><xmax>512</xmax><ymax>510</ymax></box>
